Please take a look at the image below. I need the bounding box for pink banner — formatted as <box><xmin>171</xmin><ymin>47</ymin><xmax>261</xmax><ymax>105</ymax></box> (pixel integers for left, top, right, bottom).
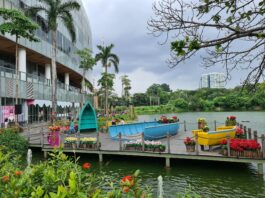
<box><xmin>2</xmin><ymin>106</ymin><xmax>15</xmax><ymax>122</ymax></box>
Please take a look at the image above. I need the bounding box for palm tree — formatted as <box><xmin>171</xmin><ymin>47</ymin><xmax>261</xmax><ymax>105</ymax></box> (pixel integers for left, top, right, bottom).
<box><xmin>95</xmin><ymin>44</ymin><xmax>119</xmax><ymax>116</ymax></box>
<box><xmin>27</xmin><ymin>0</ymin><xmax>80</xmax><ymax>122</ymax></box>
<box><xmin>76</xmin><ymin>48</ymin><xmax>96</xmax><ymax>107</ymax></box>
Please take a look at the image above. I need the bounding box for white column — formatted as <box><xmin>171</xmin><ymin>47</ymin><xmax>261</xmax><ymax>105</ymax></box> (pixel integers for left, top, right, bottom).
<box><xmin>45</xmin><ymin>64</ymin><xmax>51</xmax><ymax>79</ymax></box>
<box><xmin>23</xmin><ymin>101</ymin><xmax>28</xmax><ymax>123</ymax></box>
<box><xmin>45</xmin><ymin>64</ymin><xmax>51</xmax><ymax>85</ymax></box>
<box><xmin>18</xmin><ymin>47</ymin><xmax>26</xmax><ymax>81</ymax></box>
<box><xmin>64</xmin><ymin>73</ymin><xmax>69</xmax><ymax>90</ymax></box>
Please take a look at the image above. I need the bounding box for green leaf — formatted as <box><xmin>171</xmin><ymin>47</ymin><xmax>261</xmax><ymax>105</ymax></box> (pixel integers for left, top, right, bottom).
<box><xmin>134</xmin><ymin>169</ymin><xmax>140</xmax><ymax>177</ymax></box>
<box><xmin>226</xmin><ymin>16</ymin><xmax>232</xmax><ymax>23</ymax></box>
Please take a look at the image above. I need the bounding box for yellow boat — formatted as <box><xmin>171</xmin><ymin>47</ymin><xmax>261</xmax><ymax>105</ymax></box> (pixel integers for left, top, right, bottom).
<box><xmin>192</xmin><ymin>126</ymin><xmax>236</xmax><ymax>149</ymax></box>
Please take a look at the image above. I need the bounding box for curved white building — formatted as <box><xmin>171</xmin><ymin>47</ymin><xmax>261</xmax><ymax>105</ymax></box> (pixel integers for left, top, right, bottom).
<box><xmin>0</xmin><ymin>0</ymin><xmax>92</xmax><ymax>125</ymax></box>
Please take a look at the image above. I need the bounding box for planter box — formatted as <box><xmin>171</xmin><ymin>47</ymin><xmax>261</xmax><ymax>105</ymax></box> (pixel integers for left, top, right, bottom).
<box><xmin>186</xmin><ymin>145</ymin><xmax>195</xmax><ymax>152</ymax></box>
<box><xmin>225</xmin><ymin>149</ymin><xmax>263</xmax><ymax>159</ymax></box>
<box><xmin>124</xmin><ymin>145</ymin><xmax>142</xmax><ymax>151</ymax></box>
<box><xmin>64</xmin><ymin>143</ymin><xmax>77</xmax><ymax>149</ymax></box>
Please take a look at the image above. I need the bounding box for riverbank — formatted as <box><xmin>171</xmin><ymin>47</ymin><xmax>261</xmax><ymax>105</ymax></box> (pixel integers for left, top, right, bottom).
<box><xmin>135</xmin><ymin>106</ymin><xmax>265</xmax><ymax>115</ymax></box>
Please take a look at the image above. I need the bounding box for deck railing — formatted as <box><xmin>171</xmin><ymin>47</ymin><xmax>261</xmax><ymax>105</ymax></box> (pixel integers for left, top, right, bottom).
<box><xmin>22</xmin><ymin>121</ymin><xmax>265</xmax><ymax>160</ymax></box>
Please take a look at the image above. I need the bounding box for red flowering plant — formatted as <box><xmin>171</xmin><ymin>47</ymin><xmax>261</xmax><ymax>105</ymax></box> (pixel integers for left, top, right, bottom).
<box><xmin>235</xmin><ymin>127</ymin><xmax>244</xmax><ymax>139</ymax></box>
<box><xmin>221</xmin><ymin>138</ymin><xmax>261</xmax><ymax>152</ymax></box>
<box><xmin>120</xmin><ymin>175</ymin><xmax>135</xmax><ymax>193</ymax></box>
<box><xmin>48</xmin><ymin>125</ymin><xmax>61</xmax><ymax>131</ymax></box>
<box><xmin>82</xmin><ymin>162</ymin><xmax>91</xmax><ymax>170</ymax></box>
<box><xmin>225</xmin><ymin>116</ymin><xmax>237</xmax><ymax>126</ymax></box>
<box><xmin>158</xmin><ymin>115</ymin><xmax>178</xmax><ymax>124</ymax></box>
<box><xmin>184</xmin><ymin>137</ymin><xmax>196</xmax><ymax>146</ymax></box>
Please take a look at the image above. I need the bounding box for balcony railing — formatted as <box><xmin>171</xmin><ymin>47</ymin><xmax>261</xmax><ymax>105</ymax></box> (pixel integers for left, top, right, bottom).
<box><xmin>0</xmin><ymin>66</ymin><xmax>91</xmax><ymax>103</ymax></box>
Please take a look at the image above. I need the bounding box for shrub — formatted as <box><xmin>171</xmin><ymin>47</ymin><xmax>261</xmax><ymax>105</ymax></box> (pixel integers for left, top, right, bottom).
<box><xmin>0</xmin><ymin>149</ymin><xmax>152</xmax><ymax>197</ymax></box>
<box><xmin>0</xmin><ymin>130</ymin><xmax>28</xmax><ymax>155</ymax></box>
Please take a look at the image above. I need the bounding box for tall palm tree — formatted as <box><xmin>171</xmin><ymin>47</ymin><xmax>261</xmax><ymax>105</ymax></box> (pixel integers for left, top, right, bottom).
<box><xmin>27</xmin><ymin>0</ymin><xmax>80</xmax><ymax>122</ymax></box>
<box><xmin>95</xmin><ymin>44</ymin><xmax>119</xmax><ymax>116</ymax></box>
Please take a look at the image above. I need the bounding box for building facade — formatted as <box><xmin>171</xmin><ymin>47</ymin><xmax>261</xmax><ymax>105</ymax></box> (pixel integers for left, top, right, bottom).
<box><xmin>200</xmin><ymin>72</ymin><xmax>225</xmax><ymax>89</ymax></box>
<box><xmin>0</xmin><ymin>0</ymin><xmax>92</xmax><ymax>125</ymax></box>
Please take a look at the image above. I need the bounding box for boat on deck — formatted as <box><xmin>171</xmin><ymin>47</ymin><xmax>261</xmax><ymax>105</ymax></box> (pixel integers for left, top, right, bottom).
<box><xmin>192</xmin><ymin>126</ymin><xmax>236</xmax><ymax>147</ymax></box>
<box><xmin>109</xmin><ymin>121</ymin><xmax>180</xmax><ymax>140</ymax></box>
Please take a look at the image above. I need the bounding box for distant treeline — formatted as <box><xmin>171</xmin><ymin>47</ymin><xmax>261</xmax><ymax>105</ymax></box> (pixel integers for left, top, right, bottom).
<box><xmin>131</xmin><ymin>83</ymin><xmax>265</xmax><ymax>114</ymax></box>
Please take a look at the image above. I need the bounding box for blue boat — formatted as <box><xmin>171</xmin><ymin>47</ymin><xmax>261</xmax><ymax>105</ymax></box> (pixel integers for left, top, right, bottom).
<box><xmin>109</xmin><ymin>121</ymin><xmax>180</xmax><ymax>140</ymax></box>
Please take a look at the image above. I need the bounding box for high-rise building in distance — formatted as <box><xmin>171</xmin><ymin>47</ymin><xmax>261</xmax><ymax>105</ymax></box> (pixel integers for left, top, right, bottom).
<box><xmin>200</xmin><ymin>72</ymin><xmax>225</xmax><ymax>88</ymax></box>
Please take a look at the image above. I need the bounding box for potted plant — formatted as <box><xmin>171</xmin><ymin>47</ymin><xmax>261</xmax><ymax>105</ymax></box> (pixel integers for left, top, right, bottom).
<box><xmin>184</xmin><ymin>137</ymin><xmax>196</xmax><ymax>152</ymax></box>
<box><xmin>225</xmin><ymin>116</ymin><xmax>237</xmax><ymax>126</ymax></box>
<box><xmin>235</xmin><ymin>127</ymin><xmax>244</xmax><ymax>139</ymax></box>
<box><xmin>144</xmin><ymin>140</ymin><xmax>166</xmax><ymax>152</ymax></box>
<box><xmin>80</xmin><ymin>137</ymin><xmax>97</xmax><ymax>149</ymax></box>
<box><xmin>202</xmin><ymin>125</ymin><xmax>209</xmax><ymax>132</ymax></box>
<box><xmin>158</xmin><ymin>115</ymin><xmax>178</xmax><ymax>124</ymax></box>
<box><xmin>48</xmin><ymin>125</ymin><xmax>61</xmax><ymax>147</ymax></box>
<box><xmin>64</xmin><ymin>137</ymin><xmax>77</xmax><ymax>149</ymax></box>
<box><xmin>197</xmin><ymin>118</ymin><xmax>206</xmax><ymax>129</ymax></box>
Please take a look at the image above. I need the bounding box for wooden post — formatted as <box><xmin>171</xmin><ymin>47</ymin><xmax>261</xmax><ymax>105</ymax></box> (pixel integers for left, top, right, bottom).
<box><xmin>248</xmin><ymin>128</ymin><xmax>252</xmax><ymax>139</ymax></box>
<box><xmin>96</xmin><ymin>132</ymin><xmax>100</xmax><ymax>150</ymax></box>
<box><xmin>214</xmin><ymin>120</ymin><xmax>217</xmax><ymax>131</ymax></box>
<box><xmin>141</xmin><ymin>132</ymin><xmax>145</xmax><ymax>152</ymax></box>
<box><xmin>167</xmin><ymin>133</ymin><xmax>170</xmax><ymax>154</ymax></box>
<box><xmin>243</xmin><ymin>126</ymin><xmax>247</xmax><ymax>139</ymax></box>
<box><xmin>119</xmin><ymin>132</ymin><xmax>122</xmax><ymax>151</ymax></box>
<box><xmin>254</xmin><ymin>131</ymin><xmax>258</xmax><ymax>141</ymax></box>
<box><xmin>195</xmin><ymin>132</ymin><xmax>199</xmax><ymax>155</ymax></box>
<box><xmin>27</xmin><ymin>124</ymin><xmax>30</xmax><ymax>142</ymax></box>
<box><xmin>226</xmin><ymin>135</ymin><xmax>231</xmax><ymax>157</ymax></box>
<box><xmin>43</xmin><ymin>151</ymin><xmax>48</xmax><ymax>159</ymax></box>
<box><xmin>40</xmin><ymin>126</ymin><xmax>44</xmax><ymax>148</ymax></box>
<box><xmin>184</xmin><ymin>120</ymin><xmax>187</xmax><ymax>132</ymax></box>
<box><xmin>257</xmin><ymin>163</ymin><xmax>264</xmax><ymax>175</ymax></box>
<box><xmin>77</xmin><ymin>132</ymin><xmax>80</xmax><ymax>148</ymax></box>
<box><xmin>165</xmin><ymin>157</ymin><xmax>170</xmax><ymax>168</ymax></box>
<box><xmin>261</xmin><ymin>134</ymin><xmax>265</xmax><ymax>159</ymax></box>
<box><xmin>99</xmin><ymin>153</ymin><xmax>103</xmax><ymax>163</ymax></box>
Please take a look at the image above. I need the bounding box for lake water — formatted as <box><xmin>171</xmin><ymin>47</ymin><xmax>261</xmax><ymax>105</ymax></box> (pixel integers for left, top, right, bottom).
<box><xmin>138</xmin><ymin>111</ymin><xmax>265</xmax><ymax>135</ymax></box>
<box><xmin>33</xmin><ymin>112</ymin><xmax>265</xmax><ymax>197</ymax></box>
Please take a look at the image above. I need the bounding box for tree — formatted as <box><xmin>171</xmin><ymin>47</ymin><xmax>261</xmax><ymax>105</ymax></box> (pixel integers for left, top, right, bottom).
<box><xmin>27</xmin><ymin>0</ymin><xmax>80</xmax><ymax>122</ymax></box>
<box><xmin>148</xmin><ymin>0</ymin><xmax>265</xmax><ymax>90</ymax></box>
<box><xmin>121</xmin><ymin>75</ymin><xmax>132</xmax><ymax>98</ymax></box>
<box><xmin>160</xmin><ymin>83</ymin><xmax>171</xmax><ymax>92</ymax></box>
<box><xmin>95</xmin><ymin>44</ymin><xmax>119</xmax><ymax>116</ymax></box>
<box><xmin>97</xmin><ymin>72</ymin><xmax>116</xmax><ymax>113</ymax></box>
<box><xmin>76</xmin><ymin>48</ymin><xmax>96</xmax><ymax>107</ymax></box>
<box><xmin>0</xmin><ymin>8</ymin><xmax>39</xmax><ymax>106</ymax></box>
<box><xmin>132</xmin><ymin>93</ymin><xmax>149</xmax><ymax>106</ymax></box>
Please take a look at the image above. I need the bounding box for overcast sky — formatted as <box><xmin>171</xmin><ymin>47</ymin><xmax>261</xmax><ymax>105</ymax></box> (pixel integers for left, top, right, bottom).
<box><xmin>81</xmin><ymin>0</ymin><xmax>243</xmax><ymax>96</ymax></box>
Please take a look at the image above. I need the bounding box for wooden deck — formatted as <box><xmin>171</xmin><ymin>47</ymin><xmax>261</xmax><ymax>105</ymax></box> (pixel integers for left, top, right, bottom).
<box><xmin>20</xmin><ymin>124</ymin><xmax>265</xmax><ymax>174</ymax></box>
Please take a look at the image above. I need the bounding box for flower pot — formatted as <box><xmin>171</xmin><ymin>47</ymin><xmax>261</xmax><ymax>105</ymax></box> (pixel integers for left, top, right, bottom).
<box><xmin>64</xmin><ymin>143</ymin><xmax>70</xmax><ymax>148</ymax></box>
<box><xmin>71</xmin><ymin>143</ymin><xmax>77</xmax><ymax>149</ymax></box>
<box><xmin>186</xmin><ymin>144</ymin><xmax>195</xmax><ymax>152</ymax></box>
